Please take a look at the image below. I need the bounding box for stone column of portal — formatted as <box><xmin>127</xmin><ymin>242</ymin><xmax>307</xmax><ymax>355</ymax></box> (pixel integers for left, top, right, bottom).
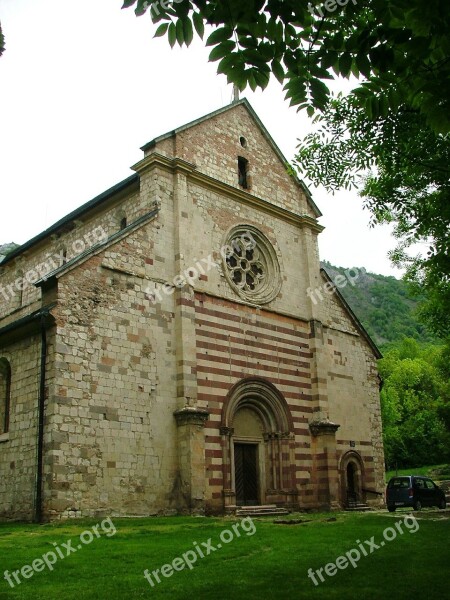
<box><xmin>220</xmin><ymin>426</ymin><xmax>235</xmax><ymax>513</ymax></box>
<box><xmin>173</xmin><ymin>407</ymin><xmax>209</xmax><ymax>514</ymax></box>
<box><xmin>172</xmin><ymin>166</ymin><xmax>209</xmax><ymax>513</ymax></box>
<box><xmin>301</xmin><ymin>225</ymin><xmax>341</xmax><ymax>509</ymax></box>
<box><xmin>309</xmin><ymin>420</ymin><xmax>341</xmax><ymax>510</ymax></box>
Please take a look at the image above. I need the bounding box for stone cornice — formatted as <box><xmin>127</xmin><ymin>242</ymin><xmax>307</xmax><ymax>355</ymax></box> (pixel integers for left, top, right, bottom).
<box><xmin>309</xmin><ymin>419</ymin><xmax>341</xmax><ymax>437</ymax></box>
<box><xmin>174</xmin><ymin>407</ymin><xmax>210</xmax><ymax>427</ymax></box>
<box><xmin>132</xmin><ymin>153</ymin><xmax>325</xmax><ymax>234</ymax></box>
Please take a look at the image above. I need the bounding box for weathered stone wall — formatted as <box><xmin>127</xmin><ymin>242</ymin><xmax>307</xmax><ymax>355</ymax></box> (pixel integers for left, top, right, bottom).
<box><xmin>0</xmin><ymin>334</ymin><xmax>50</xmax><ymax>520</ymax></box>
<box><xmin>43</xmin><ymin>194</ymin><xmax>181</xmax><ymax>519</ymax></box>
<box><xmin>319</xmin><ymin>286</ymin><xmax>385</xmax><ymax>507</ymax></box>
<box><xmin>0</xmin><ymin>186</ymin><xmax>144</xmax><ymax>323</ymax></box>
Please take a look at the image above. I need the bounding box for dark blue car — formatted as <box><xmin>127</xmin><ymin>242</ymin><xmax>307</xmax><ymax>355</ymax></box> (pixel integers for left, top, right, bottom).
<box><xmin>386</xmin><ymin>475</ymin><xmax>447</xmax><ymax>511</ymax></box>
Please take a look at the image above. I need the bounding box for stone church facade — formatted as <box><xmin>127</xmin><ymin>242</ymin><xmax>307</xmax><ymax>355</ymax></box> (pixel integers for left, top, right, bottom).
<box><xmin>0</xmin><ymin>100</ymin><xmax>385</xmax><ymax>521</ymax></box>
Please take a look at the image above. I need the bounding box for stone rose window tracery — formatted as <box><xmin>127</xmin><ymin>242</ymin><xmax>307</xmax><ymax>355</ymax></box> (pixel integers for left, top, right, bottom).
<box><xmin>222</xmin><ymin>225</ymin><xmax>282</xmax><ymax>304</ymax></box>
<box><xmin>226</xmin><ymin>238</ymin><xmax>265</xmax><ymax>293</ymax></box>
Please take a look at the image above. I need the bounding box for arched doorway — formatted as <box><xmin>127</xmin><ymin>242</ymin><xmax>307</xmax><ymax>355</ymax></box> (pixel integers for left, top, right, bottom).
<box><xmin>220</xmin><ymin>378</ymin><xmax>296</xmax><ymax>510</ymax></box>
<box><xmin>347</xmin><ymin>462</ymin><xmax>356</xmax><ymax>495</ymax></box>
<box><xmin>232</xmin><ymin>407</ymin><xmax>264</xmax><ymax>505</ymax></box>
<box><xmin>340</xmin><ymin>451</ymin><xmax>365</xmax><ymax>507</ymax></box>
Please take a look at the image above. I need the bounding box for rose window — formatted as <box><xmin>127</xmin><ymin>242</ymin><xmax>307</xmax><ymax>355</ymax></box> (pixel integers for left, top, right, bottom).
<box><xmin>226</xmin><ymin>239</ymin><xmax>265</xmax><ymax>292</ymax></box>
<box><xmin>222</xmin><ymin>225</ymin><xmax>282</xmax><ymax>304</ymax></box>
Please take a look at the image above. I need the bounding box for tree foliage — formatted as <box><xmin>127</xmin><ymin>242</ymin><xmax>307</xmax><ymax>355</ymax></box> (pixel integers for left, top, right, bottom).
<box><xmin>121</xmin><ymin>3</ymin><xmax>450</xmax><ymax>337</ymax></box>
<box><xmin>0</xmin><ymin>22</ymin><xmax>4</xmax><ymax>57</ymax></box>
<box><xmin>379</xmin><ymin>339</ymin><xmax>450</xmax><ymax>469</ymax></box>
<box><xmin>297</xmin><ymin>99</ymin><xmax>450</xmax><ymax>338</ymax></box>
<box><xmin>123</xmin><ymin>0</ymin><xmax>450</xmax><ymax>134</ymax></box>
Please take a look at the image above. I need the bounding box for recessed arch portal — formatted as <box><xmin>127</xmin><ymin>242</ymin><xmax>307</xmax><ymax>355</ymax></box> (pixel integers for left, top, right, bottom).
<box><xmin>221</xmin><ymin>377</ymin><xmax>293</xmax><ymax>433</ymax></box>
<box><xmin>340</xmin><ymin>450</ymin><xmax>366</xmax><ymax>507</ymax></box>
<box><xmin>220</xmin><ymin>378</ymin><xmax>296</xmax><ymax>509</ymax></box>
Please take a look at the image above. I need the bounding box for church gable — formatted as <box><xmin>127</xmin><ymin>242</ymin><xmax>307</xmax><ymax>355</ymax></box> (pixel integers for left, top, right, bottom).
<box><xmin>143</xmin><ymin>100</ymin><xmax>319</xmax><ymax>219</ymax></box>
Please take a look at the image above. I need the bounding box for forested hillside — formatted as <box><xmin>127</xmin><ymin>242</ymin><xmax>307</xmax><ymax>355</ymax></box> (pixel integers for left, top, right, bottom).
<box><xmin>321</xmin><ymin>261</ymin><xmax>435</xmax><ymax>349</ymax></box>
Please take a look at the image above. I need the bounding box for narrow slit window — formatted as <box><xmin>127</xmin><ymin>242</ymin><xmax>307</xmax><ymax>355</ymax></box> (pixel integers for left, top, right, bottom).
<box><xmin>0</xmin><ymin>358</ymin><xmax>11</xmax><ymax>435</ymax></box>
<box><xmin>238</xmin><ymin>156</ymin><xmax>249</xmax><ymax>189</ymax></box>
<box><xmin>120</xmin><ymin>217</ymin><xmax>127</xmax><ymax>230</ymax></box>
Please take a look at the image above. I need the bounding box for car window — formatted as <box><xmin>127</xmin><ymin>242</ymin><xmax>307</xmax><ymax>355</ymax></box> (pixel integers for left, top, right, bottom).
<box><xmin>415</xmin><ymin>479</ymin><xmax>425</xmax><ymax>489</ymax></box>
<box><xmin>389</xmin><ymin>478</ymin><xmax>410</xmax><ymax>488</ymax></box>
<box><xmin>425</xmin><ymin>480</ymin><xmax>435</xmax><ymax>490</ymax></box>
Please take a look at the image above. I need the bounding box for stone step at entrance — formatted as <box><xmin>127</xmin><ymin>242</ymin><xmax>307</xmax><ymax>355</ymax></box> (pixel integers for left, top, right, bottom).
<box><xmin>235</xmin><ymin>504</ymin><xmax>290</xmax><ymax>517</ymax></box>
<box><xmin>345</xmin><ymin>503</ymin><xmax>372</xmax><ymax>512</ymax></box>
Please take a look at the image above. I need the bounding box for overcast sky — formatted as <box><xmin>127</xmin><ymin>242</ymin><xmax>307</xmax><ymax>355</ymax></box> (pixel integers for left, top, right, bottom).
<box><xmin>0</xmin><ymin>0</ymin><xmax>403</xmax><ymax>277</ymax></box>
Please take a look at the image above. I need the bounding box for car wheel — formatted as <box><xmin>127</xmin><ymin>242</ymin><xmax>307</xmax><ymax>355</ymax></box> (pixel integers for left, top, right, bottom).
<box><xmin>413</xmin><ymin>500</ymin><xmax>422</xmax><ymax>511</ymax></box>
<box><xmin>387</xmin><ymin>505</ymin><xmax>396</xmax><ymax>512</ymax></box>
<box><xmin>438</xmin><ymin>498</ymin><xmax>446</xmax><ymax>510</ymax></box>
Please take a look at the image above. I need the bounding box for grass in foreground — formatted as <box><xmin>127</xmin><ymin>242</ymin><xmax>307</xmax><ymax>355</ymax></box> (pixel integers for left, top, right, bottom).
<box><xmin>0</xmin><ymin>512</ymin><xmax>448</xmax><ymax>600</ymax></box>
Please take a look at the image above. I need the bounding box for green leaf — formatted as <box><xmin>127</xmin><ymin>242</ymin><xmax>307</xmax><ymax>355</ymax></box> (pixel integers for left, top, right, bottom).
<box><xmin>122</xmin><ymin>0</ymin><xmax>136</xmax><ymax>8</ymax></box>
<box><xmin>332</xmin><ymin>31</ymin><xmax>344</xmax><ymax>51</ymax></box>
<box><xmin>209</xmin><ymin>41</ymin><xmax>235</xmax><ymax>62</ymax></box>
<box><xmin>272</xmin><ymin>59</ymin><xmax>285</xmax><ymax>84</ymax></box>
<box><xmin>217</xmin><ymin>54</ymin><xmax>238</xmax><ymax>75</ymax></box>
<box><xmin>183</xmin><ymin>18</ymin><xmax>193</xmax><ymax>46</ymax></box>
<box><xmin>135</xmin><ymin>0</ymin><xmax>150</xmax><ymax>16</ymax></box>
<box><xmin>267</xmin><ymin>18</ymin><xmax>277</xmax><ymax>40</ymax></box>
<box><xmin>154</xmin><ymin>22</ymin><xmax>169</xmax><ymax>38</ymax></box>
<box><xmin>339</xmin><ymin>53</ymin><xmax>353</xmax><ymax>78</ymax></box>
<box><xmin>168</xmin><ymin>22</ymin><xmax>177</xmax><ymax>48</ymax></box>
<box><xmin>206</xmin><ymin>27</ymin><xmax>233</xmax><ymax>47</ymax></box>
<box><xmin>356</xmin><ymin>53</ymin><xmax>371</xmax><ymax>79</ymax></box>
<box><xmin>248</xmin><ymin>71</ymin><xmax>258</xmax><ymax>92</ymax></box>
<box><xmin>309</xmin><ymin>78</ymin><xmax>329</xmax><ymax>109</ymax></box>
<box><xmin>254</xmin><ymin>69</ymin><xmax>270</xmax><ymax>90</ymax></box>
<box><xmin>192</xmin><ymin>12</ymin><xmax>204</xmax><ymax>39</ymax></box>
<box><xmin>321</xmin><ymin>50</ymin><xmax>338</xmax><ymax>70</ymax></box>
<box><xmin>176</xmin><ymin>18</ymin><xmax>184</xmax><ymax>46</ymax></box>
<box><xmin>238</xmin><ymin>36</ymin><xmax>258</xmax><ymax>50</ymax></box>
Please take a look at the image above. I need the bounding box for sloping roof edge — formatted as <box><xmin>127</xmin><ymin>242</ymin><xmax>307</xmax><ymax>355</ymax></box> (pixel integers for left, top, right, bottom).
<box><xmin>320</xmin><ymin>267</ymin><xmax>382</xmax><ymax>359</ymax></box>
<box><xmin>34</xmin><ymin>207</ymin><xmax>159</xmax><ymax>286</ymax></box>
<box><xmin>2</xmin><ymin>100</ymin><xmax>321</xmax><ymax>270</ymax></box>
<box><xmin>141</xmin><ymin>98</ymin><xmax>322</xmax><ymax>218</ymax></box>
<box><xmin>1</xmin><ymin>174</ymin><xmax>139</xmax><ymax>267</ymax></box>
<box><xmin>0</xmin><ymin>304</ymin><xmax>56</xmax><ymax>343</ymax></box>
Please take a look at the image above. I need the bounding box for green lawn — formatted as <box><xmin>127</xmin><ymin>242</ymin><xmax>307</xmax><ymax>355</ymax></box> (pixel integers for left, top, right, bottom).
<box><xmin>385</xmin><ymin>464</ymin><xmax>450</xmax><ymax>481</ymax></box>
<box><xmin>0</xmin><ymin>512</ymin><xmax>448</xmax><ymax>599</ymax></box>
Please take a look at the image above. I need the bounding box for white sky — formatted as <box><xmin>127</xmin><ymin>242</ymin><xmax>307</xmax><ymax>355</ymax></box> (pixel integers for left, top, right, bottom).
<box><xmin>0</xmin><ymin>0</ymin><xmax>403</xmax><ymax>277</ymax></box>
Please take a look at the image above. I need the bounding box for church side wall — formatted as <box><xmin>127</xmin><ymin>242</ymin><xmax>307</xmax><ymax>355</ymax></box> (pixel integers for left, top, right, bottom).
<box><xmin>318</xmin><ymin>287</ymin><xmax>385</xmax><ymax>507</ymax></box>
<box><xmin>0</xmin><ymin>335</ymin><xmax>41</xmax><ymax>520</ymax></box>
<box><xmin>43</xmin><ymin>175</ymin><xmax>180</xmax><ymax>519</ymax></box>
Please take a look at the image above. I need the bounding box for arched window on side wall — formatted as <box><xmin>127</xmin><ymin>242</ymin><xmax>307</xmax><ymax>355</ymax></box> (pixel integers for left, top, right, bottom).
<box><xmin>0</xmin><ymin>358</ymin><xmax>11</xmax><ymax>435</ymax></box>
